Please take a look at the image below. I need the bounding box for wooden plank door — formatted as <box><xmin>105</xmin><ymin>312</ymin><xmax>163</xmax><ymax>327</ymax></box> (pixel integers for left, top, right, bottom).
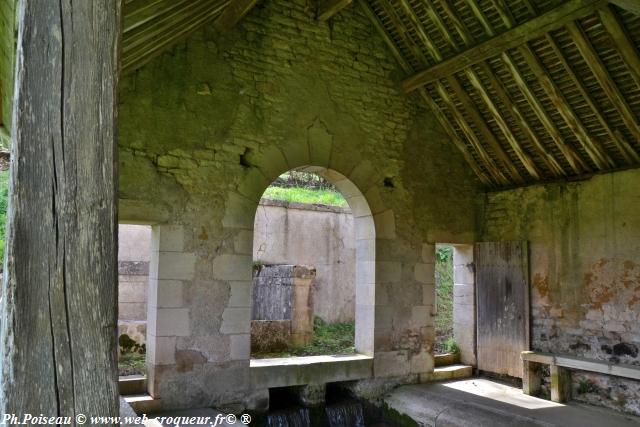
<box><xmin>475</xmin><ymin>241</ymin><xmax>530</xmax><ymax>378</ymax></box>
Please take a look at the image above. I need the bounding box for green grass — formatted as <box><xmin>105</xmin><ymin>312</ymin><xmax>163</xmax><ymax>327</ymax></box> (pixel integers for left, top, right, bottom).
<box><xmin>435</xmin><ymin>246</ymin><xmax>454</xmax><ymax>354</ymax></box>
<box><xmin>292</xmin><ymin>317</ymin><xmax>355</xmax><ymax>356</ymax></box>
<box><xmin>261</xmin><ymin>186</ymin><xmax>348</xmax><ymax>207</ymax></box>
<box><xmin>251</xmin><ymin>317</ymin><xmax>356</xmax><ymax>358</ymax></box>
<box><xmin>118</xmin><ymin>352</ymin><xmax>146</xmax><ymax>377</ymax></box>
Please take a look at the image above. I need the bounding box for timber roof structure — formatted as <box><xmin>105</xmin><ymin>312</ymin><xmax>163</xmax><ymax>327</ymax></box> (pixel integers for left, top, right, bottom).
<box><xmin>3</xmin><ymin>0</ymin><xmax>639</xmax><ymax>189</ymax></box>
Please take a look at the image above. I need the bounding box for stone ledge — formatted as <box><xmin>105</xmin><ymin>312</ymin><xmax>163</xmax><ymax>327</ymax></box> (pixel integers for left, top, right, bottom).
<box><xmin>259</xmin><ymin>198</ymin><xmax>352</xmax><ymax>214</ymax></box>
<box><xmin>250</xmin><ymin>354</ymin><xmax>373</xmax><ymax>389</ymax></box>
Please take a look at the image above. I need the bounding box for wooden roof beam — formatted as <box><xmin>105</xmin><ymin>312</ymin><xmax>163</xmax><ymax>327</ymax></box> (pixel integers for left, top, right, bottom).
<box><xmin>214</xmin><ymin>0</ymin><xmax>260</xmax><ymax>32</ymax></box>
<box><xmin>518</xmin><ymin>44</ymin><xmax>614</xmax><ymax>170</ymax></box>
<box><xmin>564</xmin><ymin>22</ymin><xmax>640</xmax><ymax>163</ymax></box>
<box><xmin>317</xmin><ymin>0</ymin><xmax>353</xmax><ymax>22</ymax></box>
<box><xmin>464</xmin><ymin>69</ymin><xmax>540</xmax><ymax>179</ymax></box>
<box><xmin>402</xmin><ymin>0</ymin><xmax>608</xmax><ymax>92</ymax></box>
<box><xmin>446</xmin><ymin>76</ymin><xmax>525</xmax><ymax>183</ymax></box>
<box><xmin>610</xmin><ymin>0</ymin><xmax>640</xmax><ymax>15</ymax></box>
<box><xmin>500</xmin><ymin>52</ymin><xmax>586</xmax><ymax>174</ymax></box>
<box><xmin>356</xmin><ymin>0</ymin><xmax>494</xmax><ymax>187</ymax></box>
<box><xmin>598</xmin><ymin>5</ymin><xmax>640</xmax><ymax>92</ymax></box>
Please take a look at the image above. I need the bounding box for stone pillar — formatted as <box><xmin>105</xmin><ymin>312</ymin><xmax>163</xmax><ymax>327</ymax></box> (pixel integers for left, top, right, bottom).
<box><xmin>522</xmin><ymin>359</ymin><xmax>542</xmax><ymax>395</ymax></box>
<box><xmin>146</xmin><ymin>225</ymin><xmax>194</xmax><ymax>398</ymax></box>
<box><xmin>550</xmin><ymin>365</ymin><xmax>571</xmax><ymax>403</ymax></box>
<box><xmin>453</xmin><ymin>245</ymin><xmax>476</xmax><ymax>366</ymax></box>
<box><xmin>291</xmin><ymin>266</ymin><xmax>315</xmax><ymax>347</ymax></box>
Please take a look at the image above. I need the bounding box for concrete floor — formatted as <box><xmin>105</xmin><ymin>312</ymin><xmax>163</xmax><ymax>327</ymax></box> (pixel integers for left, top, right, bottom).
<box><xmin>385</xmin><ymin>378</ymin><xmax>640</xmax><ymax>427</ymax></box>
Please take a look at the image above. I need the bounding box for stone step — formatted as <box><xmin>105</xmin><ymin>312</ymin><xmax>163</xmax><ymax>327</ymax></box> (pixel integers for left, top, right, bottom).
<box><xmin>119</xmin><ymin>375</ymin><xmax>147</xmax><ymax>396</ymax></box>
<box><xmin>422</xmin><ymin>364</ymin><xmax>473</xmax><ymax>382</ymax></box>
<box><xmin>123</xmin><ymin>394</ymin><xmax>162</xmax><ymax>414</ymax></box>
<box><xmin>434</xmin><ymin>353</ymin><xmax>460</xmax><ymax>367</ymax></box>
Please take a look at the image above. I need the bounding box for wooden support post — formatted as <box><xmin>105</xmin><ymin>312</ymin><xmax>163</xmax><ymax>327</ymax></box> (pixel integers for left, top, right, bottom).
<box><xmin>550</xmin><ymin>365</ymin><xmax>572</xmax><ymax>403</ymax></box>
<box><xmin>0</xmin><ymin>0</ymin><xmax>122</xmax><ymax>419</ymax></box>
<box><xmin>522</xmin><ymin>359</ymin><xmax>542</xmax><ymax>396</ymax></box>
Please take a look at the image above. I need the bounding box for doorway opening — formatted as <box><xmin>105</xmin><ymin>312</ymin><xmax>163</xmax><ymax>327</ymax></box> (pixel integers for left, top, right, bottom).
<box><xmin>117</xmin><ymin>224</ymin><xmax>152</xmax><ymax>378</ymax></box>
<box><xmin>434</xmin><ymin>244</ymin><xmax>476</xmax><ymax>366</ymax></box>
<box><xmin>250</xmin><ymin>168</ymin><xmax>375</xmax><ymax>359</ymax></box>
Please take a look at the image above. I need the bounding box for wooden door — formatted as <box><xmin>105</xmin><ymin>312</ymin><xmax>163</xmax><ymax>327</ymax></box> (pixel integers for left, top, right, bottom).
<box><xmin>475</xmin><ymin>241</ymin><xmax>530</xmax><ymax>378</ymax></box>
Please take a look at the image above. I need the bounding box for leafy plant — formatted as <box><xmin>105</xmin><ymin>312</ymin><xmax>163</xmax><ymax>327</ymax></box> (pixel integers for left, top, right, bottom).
<box><xmin>443</xmin><ymin>337</ymin><xmax>460</xmax><ymax>354</ymax></box>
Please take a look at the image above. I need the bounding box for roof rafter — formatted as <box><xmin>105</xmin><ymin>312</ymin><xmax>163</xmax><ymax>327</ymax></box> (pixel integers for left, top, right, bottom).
<box><xmin>402</xmin><ymin>0</ymin><xmax>608</xmax><ymax>92</ymax></box>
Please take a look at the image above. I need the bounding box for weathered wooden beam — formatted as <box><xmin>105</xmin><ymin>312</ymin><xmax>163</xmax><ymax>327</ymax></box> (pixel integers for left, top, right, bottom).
<box><xmin>465</xmin><ymin>0</ymin><xmax>495</xmax><ymax>37</ymax></box>
<box><xmin>402</xmin><ymin>0</ymin><xmax>608</xmax><ymax>92</ymax></box>
<box><xmin>378</xmin><ymin>0</ymin><xmax>430</xmax><ymax>66</ymax></box>
<box><xmin>439</xmin><ymin>0</ymin><xmax>475</xmax><ymax>46</ymax></box>
<box><xmin>465</xmin><ymin>69</ymin><xmax>541</xmax><ymax>179</ymax></box>
<box><xmin>501</xmin><ymin>52</ymin><xmax>586</xmax><ymax>174</ymax></box>
<box><xmin>598</xmin><ymin>5</ymin><xmax>640</xmax><ymax>93</ymax></box>
<box><xmin>1</xmin><ymin>0</ymin><xmax>121</xmax><ymax>418</ymax></box>
<box><xmin>446</xmin><ymin>75</ymin><xmax>525</xmax><ymax>183</ymax></box>
<box><xmin>435</xmin><ymin>83</ymin><xmax>507</xmax><ymax>185</ymax></box>
<box><xmin>562</xmin><ymin>24</ymin><xmax>640</xmax><ymax>163</ymax></box>
<box><xmin>423</xmin><ymin>0</ymin><xmax>458</xmax><ymax>50</ymax></box>
<box><xmin>489</xmin><ymin>0</ymin><xmax>516</xmax><ymax>29</ymax></box>
<box><xmin>397</xmin><ymin>0</ymin><xmax>441</xmax><ymax>62</ymax></box>
<box><xmin>356</xmin><ymin>0</ymin><xmax>494</xmax><ymax>186</ymax></box>
<box><xmin>518</xmin><ymin>44</ymin><xmax>614</xmax><ymax>170</ymax></box>
<box><xmin>477</xmin><ymin>62</ymin><xmax>566</xmax><ymax>176</ymax></box>
<box><xmin>610</xmin><ymin>0</ymin><xmax>640</xmax><ymax>15</ymax></box>
<box><xmin>214</xmin><ymin>0</ymin><xmax>259</xmax><ymax>32</ymax></box>
<box><xmin>317</xmin><ymin>0</ymin><xmax>352</xmax><ymax>21</ymax></box>
<box><xmin>124</xmin><ymin>0</ymin><xmax>229</xmax><ymax>73</ymax></box>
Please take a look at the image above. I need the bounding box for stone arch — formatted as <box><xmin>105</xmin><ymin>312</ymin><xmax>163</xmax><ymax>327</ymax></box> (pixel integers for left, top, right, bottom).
<box><xmin>248</xmin><ymin>165</ymin><xmax>381</xmax><ymax>355</ymax></box>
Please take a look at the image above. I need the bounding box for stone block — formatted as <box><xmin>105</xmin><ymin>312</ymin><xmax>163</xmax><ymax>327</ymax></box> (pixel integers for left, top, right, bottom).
<box><xmin>348</xmin><ymin>161</ymin><xmax>377</xmax><ymax>194</ymax></box>
<box><xmin>212</xmin><ymin>254</ymin><xmax>252</xmax><ymax>281</ymax></box>
<box><xmin>233</xmin><ymin>229</ymin><xmax>254</xmax><ymax>255</ymax></box>
<box><xmin>356</xmin><ymin>238</ymin><xmax>375</xmax><ymax>262</ymax></box>
<box><xmin>411</xmin><ymin>305</ymin><xmax>430</xmax><ymax>328</ymax></box>
<box><xmin>453</xmin><ymin>264</ymin><xmax>474</xmax><ymax>285</ymax></box>
<box><xmin>155</xmin><ymin>252</ymin><xmax>196</xmax><ymax>281</ymax></box>
<box><xmin>346</xmin><ymin>195</ymin><xmax>372</xmax><ymax>218</ymax></box>
<box><xmin>253</xmin><ymin>145</ymin><xmax>289</xmax><ymax>182</ymax></box>
<box><xmin>230</xmin><ymin>334</ymin><xmax>251</xmax><ymax>360</ymax></box>
<box><xmin>147</xmin><ymin>334</ymin><xmax>177</xmax><ymax>365</ymax></box>
<box><xmin>422</xmin><ymin>243</ymin><xmax>435</xmax><ymax>263</ymax></box>
<box><xmin>356</xmin><ymin>261</ymin><xmax>376</xmax><ymax>285</ymax></box>
<box><xmin>333</xmin><ymin>178</ymin><xmax>361</xmax><ymax>199</ymax></box>
<box><xmin>374</xmin><ymin>351</ymin><xmax>410</xmax><ymax>377</ymax></box>
<box><xmin>308</xmin><ymin>120</ymin><xmax>333</xmax><ymax>167</ymax></box>
<box><xmin>151</xmin><ymin>225</ymin><xmax>185</xmax><ymax>252</ymax></box>
<box><xmin>374</xmin><ymin>210</ymin><xmax>396</xmax><ymax>239</ymax></box>
<box><xmin>364</xmin><ymin>186</ymin><xmax>386</xmax><ymax>215</ymax></box>
<box><xmin>222</xmin><ymin>192</ymin><xmax>256</xmax><ymax>229</ymax></box>
<box><xmin>355</xmin><ymin>215</ymin><xmax>375</xmax><ymax>240</ymax></box>
<box><xmin>415</xmin><ymin>262</ymin><xmax>435</xmax><ymax>284</ymax></box>
<box><xmin>228</xmin><ymin>281</ymin><xmax>252</xmax><ymax>307</ymax></box>
<box><xmin>355</xmin><ymin>304</ymin><xmax>375</xmax><ymax>355</ymax></box>
<box><xmin>156</xmin><ymin>279</ymin><xmax>184</xmax><ymax>308</ymax></box>
<box><xmin>221</xmin><ymin>307</ymin><xmax>251</xmax><ymax>334</ymax></box>
<box><xmin>355</xmin><ymin>282</ymin><xmax>375</xmax><ymax>307</ymax></box>
<box><xmin>237</xmin><ymin>168</ymin><xmax>270</xmax><ymax>202</ymax></box>
<box><xmin>155</xmin><ymin>308</ymin><xmax>190</xmax><ymax>337</ymax></box>
<box><xmin>422</xmin><ymin>284</ymin><xmax>435</xmax><ymax>306</ymax></box>
<box><xmin>410</xmin><ymin>351</ymin><xmax>434</xmax><ymax>374</ymax></box>
<box><xmin>377</xmin><ymin>261</ymin><xmax>402</xmax><ymax>283</ymax></box>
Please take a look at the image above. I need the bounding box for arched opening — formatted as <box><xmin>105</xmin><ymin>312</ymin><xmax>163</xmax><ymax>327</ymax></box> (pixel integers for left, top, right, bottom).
<box><xmin>250</xmin><ymin>166</ymin><xmax>375</xmax><ymax>359</ymax></box>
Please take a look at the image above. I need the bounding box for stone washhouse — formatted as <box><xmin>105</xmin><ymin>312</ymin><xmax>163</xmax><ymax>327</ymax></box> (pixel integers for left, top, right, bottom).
<box><xmin>1</xmin><ymin>0</ymin><xmax>640</xmax><ymax>425</ymax></box>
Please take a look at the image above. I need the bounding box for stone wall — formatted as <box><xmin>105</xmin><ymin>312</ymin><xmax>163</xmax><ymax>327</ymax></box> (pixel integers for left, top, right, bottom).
<box><xmin>118</xmin><ymin>0</ymin><xmax>480</xmax><ymax>409</ymax></box>
<box><xmin>480</xmin><ymin>168</ymin><xmax>640</xmax><ymax>415</ymax></box>
<box><xmin>254</xmin><ymin>199</ymin><xmax>355</xmax><ymax>323</ymax></box>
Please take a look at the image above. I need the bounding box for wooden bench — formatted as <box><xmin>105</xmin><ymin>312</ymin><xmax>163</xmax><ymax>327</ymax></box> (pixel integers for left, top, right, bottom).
<box><xmin>521</xmin><ymin>351</ymin><xmax>640</xmax><ymax>403</ymax></box>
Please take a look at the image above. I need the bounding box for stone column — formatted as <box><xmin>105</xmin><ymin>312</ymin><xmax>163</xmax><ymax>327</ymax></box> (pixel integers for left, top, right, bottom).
<box><xmin>146</xmin><ymin>225</ymin><xmax>194</xmax><ymax>397</ymax></box>
<box><xmin>290</xmin><ymin>266</ymin><xmax>315</xmax><ymax>347</ymax></box>
<box><xmin>453</xmin><ymin>245</ymin><xmax>476</xmax><ymax>366</ymax></box>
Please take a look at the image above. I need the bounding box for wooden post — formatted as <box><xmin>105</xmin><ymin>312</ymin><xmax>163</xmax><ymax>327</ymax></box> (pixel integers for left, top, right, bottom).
<box><xmin>0</xmin><ymin>0</ymin><xmax>122</xmax><ymax>421</ymax></box>
<box><xmin>550</xmin><ymin>365</ymin><xmax>572</xmax><ymax>403</ymax></box>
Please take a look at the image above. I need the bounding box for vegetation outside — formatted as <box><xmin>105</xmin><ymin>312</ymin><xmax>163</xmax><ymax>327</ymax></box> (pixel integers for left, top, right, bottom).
<box><xmin>251</xmin><ymin>316</ymin><xmax>356</xmax><ymax>359</ymax></box>
<box><xmin>434</xmin><ymin>245</ymin><xmax>455</xmax><ymax>354</ymax></box>
<box><xmin>261</xmin><ymin>171</ymin><xmax>348</xmax><ymax>207</ymax></box>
